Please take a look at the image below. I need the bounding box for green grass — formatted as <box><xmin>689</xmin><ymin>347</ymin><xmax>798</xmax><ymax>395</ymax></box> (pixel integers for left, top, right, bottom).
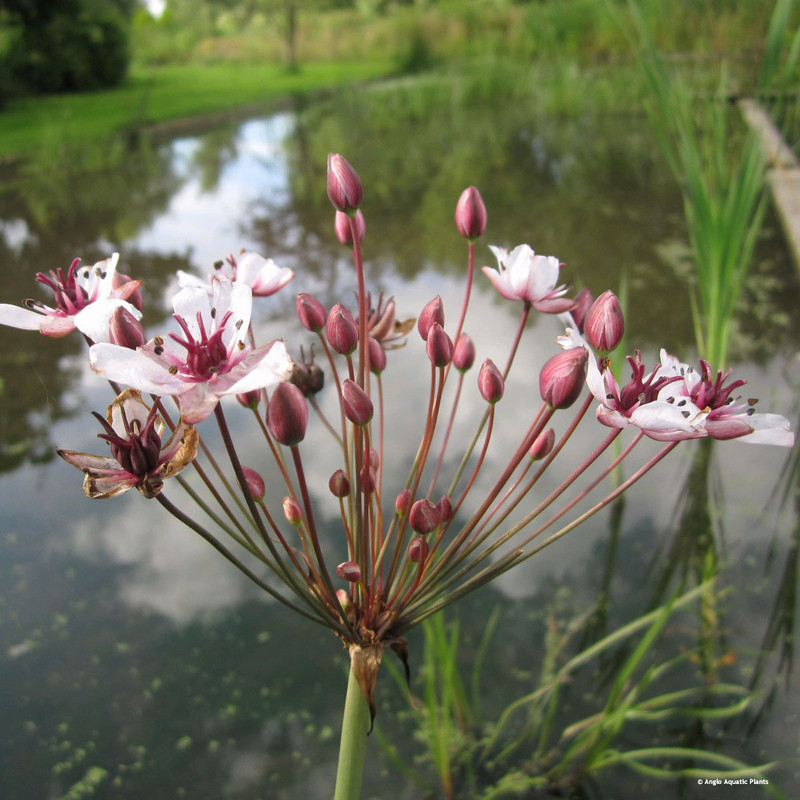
<box><xmin>0</xmin><ymin>60</ymin><xmax>394</xmax><ymax>161</ymax></box>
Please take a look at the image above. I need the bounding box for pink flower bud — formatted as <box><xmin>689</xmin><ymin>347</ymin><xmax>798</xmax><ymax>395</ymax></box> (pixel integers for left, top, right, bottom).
<box><xmin>336</xmin><ymin>589</ymin><xmax>351</xmax><ymax>609</ymax></box>
<box><xmin>359</xmin><ymin>465</ymin><xmax>377</xmax><ymax>493</ymax></box>
<box><xmin>409</xmin><ymin>498</ymin><xmax>441</xmax><ymax>535</ymax></box>
<box><xmin>395</xmin><ymin>488</ymin><xmax>412</xmax><ymax>515</ymax></box>
<box><xmin>571</xmin><ymin>287</ymin><xmax>594</xmax><ymax>333</ymax></box>
<box><xmin>368</xmin><ymin>337</ymin><xmax>386</xmax><ymax>374</ymax></box>
<box><xmin>540</xmin><ymin>348</ymin><xmax>588</xmax><ymax>409</ymax></box>
<box><xmin>342</xmin><ymin>379</ymin><xmax>373</xmax><ymax>425</ymax></box>
<box><xmin>529</xmin><ymin>428</ymin><xmax>555</xmax><ymax>461</ymax></box>
<box><xmin>362</xmin><ymin>446</ymin><xmax>379</xmax><ymax>470</ymax></box>
<box><xmin>297</xmin><ymin>293</ymin><xmax>327</xmax><ymax>332</ymax></box>
<box><xmin>329</xmin><ymin>469</ymin><xmax>350</xmax><ymax>498</ymax></box>
<box><xmin>417</xmin><ymin>296</ymin><xmax>444</xmax><ymax>341</ymax></box>
<box><xmin>426</xmin><ymin>323</ymin><xmax>453</xmax><ymax>367</ymax></box>
<box><xmin>236</xmin><ymin>389</ymin><xmax>261</xmax><ymax>410</ymax></box>
<box><xmin>436</xmin><ymin>494</ymin><xmax>453</xmax><ymax>523</ymax></box>
<box><xmin>241</xmin><ymin>466</ymin><xmax>266</xmax><ymax>500</ymax></box>
<box><xmin>336</xmin><ymin>560</ymin><xmax>362</xmax><ymax>582</ymax></box>
<box><xmin>408</xmin><ymin>536</ymin><xmax>429</xmax><ymax>564</ymax></box>
<box><xmin>109</xmin><ymin>306</ymin><xmax>146</xmax><ymax>349</ymax></box>
<box><xmin>583</xmin><ymin>290</ymin><xmax>625</xmax><ymax>352</ymax></box>
<box><xmin>326</xmin><ymin>303</ymin><xmax>359</xmax><ymax>355</ymax></box>
<box><xmin>478</xmin><ymin>359</ymin><xmax>504</xmax><ymax>404</ymax></box>
<box><xmin>267</xmin><ymin>382</ymin><xmax>309</xmax><ymax>446</ymax></box>
<box><xmin>335</xmin><ymin>209</ymin><xmax>366</xmax><ymax>246</ymax></box>
<box><xmin>327</xmin><ymin>153</ymin><xmax>363</xmax><ymax>213</ymax></box>
<box><xmin>454</xmin><ymin>186</ymin><xmax>487</xmax><ymax>240</ymax></box>
<box><xmin>452</xmin><ymin>334</ymin><xmax>476</xmax><ymax>372</ymax></box>
<box><xmin>283</xmin><ymin>496</ymin><xmax>302</xmax><ymax>525</ymax></box>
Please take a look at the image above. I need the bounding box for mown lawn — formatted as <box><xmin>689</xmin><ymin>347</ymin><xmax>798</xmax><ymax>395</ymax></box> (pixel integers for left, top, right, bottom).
<box><xmin>0</xmin><ymin>60</ymin><xmax>394</xmax><ymax>160</ymax></box>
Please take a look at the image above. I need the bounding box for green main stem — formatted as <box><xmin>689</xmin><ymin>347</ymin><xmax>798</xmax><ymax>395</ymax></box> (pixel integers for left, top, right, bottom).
<box><xmin>334</xmin><ymin>661</ymin><xmax>370</xmax><ymax>800</ymax></box>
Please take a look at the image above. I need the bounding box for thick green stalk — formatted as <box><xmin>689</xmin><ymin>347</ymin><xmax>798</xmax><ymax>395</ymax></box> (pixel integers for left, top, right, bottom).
<box><xmin>334</xmin><ymin>662</ymin><xmax>371</xmax><ymax>800</ymax></box>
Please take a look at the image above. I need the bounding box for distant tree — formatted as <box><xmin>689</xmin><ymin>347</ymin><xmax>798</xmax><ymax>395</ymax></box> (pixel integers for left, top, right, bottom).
<box><xmin>1</xmin><ymin>0</ymin><xmax>133</xmax><ymax>93</ymax></box>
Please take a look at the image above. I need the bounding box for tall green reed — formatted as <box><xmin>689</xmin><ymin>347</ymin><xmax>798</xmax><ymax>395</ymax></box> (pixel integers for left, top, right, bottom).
<box><xmin>625</xmin><ymin>0</ymin><xmax>777</xmax><ymax>368</ymax></box>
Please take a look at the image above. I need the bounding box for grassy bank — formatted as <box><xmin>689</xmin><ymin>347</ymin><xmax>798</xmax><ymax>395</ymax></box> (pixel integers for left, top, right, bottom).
<box><xmin>0</xmin><ymin>60</ymin><xmax>393</xmax><ymax>161</ymax></box>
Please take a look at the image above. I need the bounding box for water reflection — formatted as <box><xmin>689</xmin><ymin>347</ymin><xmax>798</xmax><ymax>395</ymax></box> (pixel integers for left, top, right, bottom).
<box><xmin>0</xmin><ymin>95</ymin><xmax>799</xmax><ymax>798</ymax></box>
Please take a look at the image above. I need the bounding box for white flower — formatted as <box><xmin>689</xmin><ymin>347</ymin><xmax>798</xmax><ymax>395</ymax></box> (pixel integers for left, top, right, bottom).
<box><xmin>178</xmin><ymin>251</ymin><xmax>294</xmax><ymax>298</ymax></box>
<box><xmin>482</xmin><ymin>244</ymin><xmax>575</xmax><ymax>312</ymax></box>
<box><xmin>653</xmin><ymin>350</ymin><xmax>794</xmax><ymax>447</ymax></box>
<box><xmin>90</xmin><ymin>280</ymin><xmax>293</xmax><ymax>423</ymax></box>
<box><xmin>0</xmin><ymin>253</ymin><xmax>141</xmax><ymax>338</ymax></box>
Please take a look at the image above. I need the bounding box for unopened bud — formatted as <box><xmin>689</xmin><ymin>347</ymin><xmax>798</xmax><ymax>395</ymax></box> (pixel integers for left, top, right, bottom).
<box><xmin>327</xmin><ymin>153</ymin><xmax>363</xmax><ymax>213</ymax></box>
<box><xmin>236</xmin><ymin>389</ymin><xmax>261</xmax><ymax>410</ymax></box>
<box><xmin>326</xmin><ymin>303</ymin><xmax>359</xmax><ymax>355</ymax></box>
<box><xmin>335</xmin><ymin>209</ymin><xmax>366</xmax><ymax>246</ymax></box>
<box><xmin>571</xmin><ymin>287</ymin><xmax>594</xmax><ymax>333</ymax></box>
<box><xmin>426</xmin><ymin>322</ymin><xmax>453</xmax><ymax>367</ymax></box>
<box><xmin>395</xmin><ymin>488</ymin><xmax>412</xmax><ymax>515</ymax></box>
<box><xmin>283</xmin><ymin>496</ymin><xmax>302</xmax><ymax>525</ymax></box>
<box><xmin>267</xmin><ymin>382</ymin><xmax>309</xmax><ymax>446</ymax></box>
<box><xmin>242</xmin><ymin>466</ymin><xmax>266</xmax><ymax>500</ymax></box>
<box><xmin>368</xmin><ymin>337</ymin><xmax>387</xmax><ymax>374</ymax></box>
<box><xmin>297</xmin><ymin>293</ymin><xmax>327</xmax><ymax>332</ymax></box>
<box><xmin>454</xmin><ymin>186</ymin><xmax>487</xmax><ymax>240</ymax></box>
<box><xmin>109</xmin><ymin>306</ymin><xmax>146</xmax><ymax>349</ymax></box>
<box><xmin>529</xmin><ymin>428</ymin><xmax>555</xmax><ymax>461</ymax></box>
<box><xmin>336</xmin><ymin>560</ymin><xmax>362</xmax><ymax>582</ymax></box>
<box><xmin>336</xmin><ymin>589</ymin><xmax>351</xmax><ymax>609</ymax></box>
<box><xmin>417</xmin><ymin>296</ymin><xmax>444</xmax><ymax>341</ymax></box>
<box><xmin>341</xmin><ymin>379</ymin><xmax>373</xmax><ymax>425</ymax></box>
<box><xmin>452</xmin><ymin>334</ymin><xmax>476</xmax><ymax>372</ymax></box>
<box><xmin>359</xmin><ymin>465</ymin><xmax>377</xmax><ymax>493</ymax></box>
<box><xmin>583</xmin><ymin>290</ymin><xmax>625</xmax><ymax>352</ymax></box>
<box><xmin>478</xmin><ymin>359</ymin><xmax>504</xmax><ymax>404</ymax></box>
<box><xmin>408</xmin><ymin>536</ymin><xmax>429</xmax><ymax>564</ymax></box>
<box><xmin>329</xmin><ymin>469</ymin><xmax>350</xmax><ymax>498</ymax></box>
<box><xmin>540</xmin><ymin>348</ymin><xmax>588</xmax><ymax>409</ymax></box>
<box><xmin>436</xmin><ymin>494</ymin><xmax>453</xmax><ymax>523</ymax></box>
<box><xmin>409</xmin><ymin>498</ymin><xmax>441</xmax><ymax>535</ymax></box>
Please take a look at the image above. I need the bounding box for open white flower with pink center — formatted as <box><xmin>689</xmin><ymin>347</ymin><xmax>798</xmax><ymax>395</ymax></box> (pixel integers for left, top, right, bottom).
<box><xmin>654</xmin><ymin>350</ymin><xmax>794</xmax><ymax>447</ymax></box>
<box><xmin>0</xmin><ymin>253</ymin><xmax>141</xmax><ymax>338</ymax></box>
<box><xmin>482</xmin><ymin>244</ymin><xmax>575</xmax><ymax>313</ymax></box>
<box><xmin>58</xmin><ymin>389</ymin><xmax>198</xmax><ymax>499</ymax></box>
<box><xmin>178</xmin><ymin>251</ymin><xmax>294</xmax><ymax>298</ymax></box>
<box><xmin>585</xmin><ymin>348</ymin><xmax>702</xmax><ymax>441</ymax></box>
<box><xmin>90</xmin><ymin>280</ymin><xmax>293</xmax><ymax>423</ymax></box>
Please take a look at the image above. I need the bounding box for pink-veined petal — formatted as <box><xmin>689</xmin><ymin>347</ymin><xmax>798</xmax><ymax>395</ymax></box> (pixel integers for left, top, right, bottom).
<box><xmin>481</xmin><ymin>267</ymin><xmax>517</xmax><ymax>301</ymax></box>
<box><xmin>90</xmin><ymin>343</ymin><xmax>184</xmax><ymax>395</ymax></box>
<box><xmin>222</xmin><ymin>340</ymin><xmax>293</xmax><ymax>396</ymax></box>
<box><xmin>0</xmin><ymin>303</ymin><xmax>54</xmax><ymax>331</ymax></box>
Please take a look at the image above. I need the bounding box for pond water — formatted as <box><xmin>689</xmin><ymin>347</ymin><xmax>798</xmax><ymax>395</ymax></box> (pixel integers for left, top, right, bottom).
<box><xmin>1</xmin><ymin>87</ymin><xmax>799</xmax><ymax>799</ymax></box>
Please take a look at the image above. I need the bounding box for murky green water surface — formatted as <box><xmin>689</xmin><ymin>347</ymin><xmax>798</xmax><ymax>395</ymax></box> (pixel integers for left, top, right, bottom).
<box><xmin>1</xmin><ymin>87</ymin><xmax>799</xmax><ymax>798</ymax></box>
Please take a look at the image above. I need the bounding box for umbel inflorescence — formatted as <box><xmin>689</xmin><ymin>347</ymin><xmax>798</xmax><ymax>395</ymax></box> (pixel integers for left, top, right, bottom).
<box><xmin>0</xmin><ymin>154</ymin><xmax>792</xmax><ymax>719</ymax></box>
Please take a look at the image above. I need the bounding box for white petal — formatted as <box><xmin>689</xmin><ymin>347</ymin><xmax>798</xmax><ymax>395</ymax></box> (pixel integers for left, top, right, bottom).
<box><xmin>630</xmin><ymin>401</ymin><xmax>701</xmax><ymax>438</ymax></box>
<box><xmin>90</xmin><ymin>343</ymin><xmax>184</xmax><ymax>395</ymax></box>
<box><xmin>74</xmin><ymin>299</ymin><xmax>141</xmax><ymax>343</ymax></box>
<box><xmin>173</xmin><ymin>285</ymin><xmax>212</xmax><ymax>338</ymax></box>
<box><xmin>176</xmin><ymin>270</ymin><xmax>211</xmax><ymax>291</ymax></box>
<box><xmin>222</xmin><ymin>340</ymin><xmax>292</xmax><ymax>395</ymax></box>
<box><xmin>736</xmin><ymin>413</ymin><xmax>795</xmax><ymax>447</ymax></box>
<box><xmin>177</xmin><ymin>383</ymin><xmax>220</xmax><ymax>424</ymax></box>
<box><xmin>0</xmin><ymin>303</ymin><xmax>49</xmax><ymax>330</ymax></box>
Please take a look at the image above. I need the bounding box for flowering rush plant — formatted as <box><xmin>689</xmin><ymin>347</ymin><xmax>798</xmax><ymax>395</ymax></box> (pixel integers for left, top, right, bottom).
<box><xmin>1</xmin><ymin>154</ymin><xmax>792</xmax><ymax>799</ymax></box>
